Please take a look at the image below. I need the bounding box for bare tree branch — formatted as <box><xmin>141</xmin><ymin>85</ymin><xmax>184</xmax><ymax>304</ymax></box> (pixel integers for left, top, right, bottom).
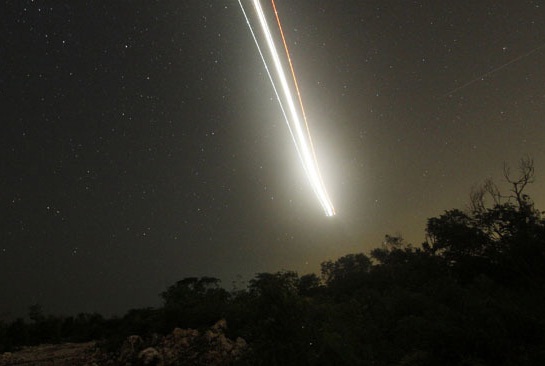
<box><xmin>504</xmin><ymin>156</ymin><xmax>535</xmax><ymax>208</ymax></box>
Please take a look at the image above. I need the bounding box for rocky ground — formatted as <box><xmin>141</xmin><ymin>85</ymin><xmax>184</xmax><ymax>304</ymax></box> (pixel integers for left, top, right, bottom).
<box><xmin>0</xmin><ymin>320</ymin><xmax>248</xmax><ymax>366</ymax></box>
<box><xmin>0</xmin><ymin>342</ymin><xmax>96</xmax><ymax>365</ymax></box>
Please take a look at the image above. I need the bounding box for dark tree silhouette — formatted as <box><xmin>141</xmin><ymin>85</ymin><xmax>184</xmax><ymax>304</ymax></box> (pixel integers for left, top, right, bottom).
<box><xmin>161</xmin><ymin>276</ymin><xmax>229</xmax><ymax>330</ymax></box>
<box><xmin>2</xmin><ymin>158</ymin><xmax>545</xmax><ymax>366</ymax></box>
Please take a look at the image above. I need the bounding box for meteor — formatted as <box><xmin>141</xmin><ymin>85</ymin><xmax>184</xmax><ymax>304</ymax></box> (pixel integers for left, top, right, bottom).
<box><xmin>238</xmin><ymin>0</ymin><xmax>336</xmax><ymax>217</ymax></box>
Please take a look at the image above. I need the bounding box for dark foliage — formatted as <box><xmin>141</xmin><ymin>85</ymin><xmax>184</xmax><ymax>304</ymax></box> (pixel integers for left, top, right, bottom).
<box><xmin>2</xmin><ymin>163</ymin><xmax>545</xmax><ymax>365</ymax></box>
<box><xmin>161</xmin><ymin>276</ymin><xmax>230</xmax><ymax>331</ymax></box>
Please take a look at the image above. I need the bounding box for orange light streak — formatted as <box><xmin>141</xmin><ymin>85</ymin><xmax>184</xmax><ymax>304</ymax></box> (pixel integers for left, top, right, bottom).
<box><xmin>270</xmin><ymin>0</ymin><xmax>319</xmax><ymax>165</ymax></box>
<box><xmin>271</xmin><ymin>0</ymin><xmax>333</xmax><ymax>215</ymax></box>
<box><xmin>239</xmin><ymin>0</ymin><xmax>335</xmax><ymax>216</ymax></box>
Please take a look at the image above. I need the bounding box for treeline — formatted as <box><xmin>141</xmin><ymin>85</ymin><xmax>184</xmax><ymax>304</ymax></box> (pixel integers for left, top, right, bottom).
<box><xmin>2</xmin><ymin>160</ymin><xmax>545</xmax><ymax>365</ymax></box>
<box><xmin>0</xmin><ymin>310</ymin><xmax>109</xmax><ymax>351</ymax></box>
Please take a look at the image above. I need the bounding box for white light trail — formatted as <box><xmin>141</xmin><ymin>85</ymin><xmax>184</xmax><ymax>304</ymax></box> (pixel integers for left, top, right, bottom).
<box><xmin>236</xmin><ymin>0</ymin><xmax>306</xmax><ymax>169</ymax></box>
<box><xmin>240</xmin><ymin>0</ymin><xmax>336</xmax><ymax>216</ymax></box>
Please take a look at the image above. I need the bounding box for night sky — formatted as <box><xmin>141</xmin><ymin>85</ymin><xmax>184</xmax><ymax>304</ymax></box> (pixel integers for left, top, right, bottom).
<box><xmin>2</xmin><ymin>0</ymin><xmax>545</xmax><ymax>318</ymax></box>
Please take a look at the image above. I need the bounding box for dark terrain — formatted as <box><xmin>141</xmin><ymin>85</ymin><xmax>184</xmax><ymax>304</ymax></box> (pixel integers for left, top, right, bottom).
<box><xmin>2</xmin><ymin>161</ymin><xmax>545</xmax><ymax>365</ymax></box>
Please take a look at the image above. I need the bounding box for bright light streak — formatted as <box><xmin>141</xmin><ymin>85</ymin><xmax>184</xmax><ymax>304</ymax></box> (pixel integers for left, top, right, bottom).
<box><xmin>236</xmin><ymin>0</ymin><xmax>306</xmax><ymax>169</ymax></box>
<box><xmin>241</xmin><ymin>0</ymin><xmax>336</xmax><ymax>216</ymax></box>
<box><xmin>271</xmin><ymin>0</ymin><xmax>331</xmax><ymax>214</ymax></box>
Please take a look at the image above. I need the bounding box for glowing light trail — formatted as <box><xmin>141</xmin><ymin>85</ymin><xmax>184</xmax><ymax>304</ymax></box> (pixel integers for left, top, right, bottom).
<box><xmin>238</xmin><ymin>0</ymin><xmax>336</xmax><ymax>216</ymax></box>
<box><xmin>271</xmin><ymin>0</ymin><xmax>330</xmax><ymax>213</ymax></box>
<box><xmin>271</xmin><ymin>0</ymin><xmax>317</xmax><ymax>163</ymax></box>
<box><xmin>236</xmin><ymin>0</ymin><xmax>306</xmax><ymax>170</ymax></box>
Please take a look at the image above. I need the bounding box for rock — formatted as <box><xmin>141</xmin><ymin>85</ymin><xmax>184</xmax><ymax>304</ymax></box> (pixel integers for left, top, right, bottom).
<box><xmin>118</xmin><ymin>335</ymin><xmax>144</xmax><ymax>364</ymax></box>
<box><xmin>211</xmin><ymin>318</ymin><xmax>227</xmax><ymax>332</ymax></box>
<box><xmin>0</xmin><ymin>342</ymin><xmax>97</xmax><ymax>366</ymax></box>
<box><xmin>0</xmin><ymin>320</ymin><xmax>247</xmax><ymax>366</ymax></box>
<box><xmin>158</xmin><ymin>319</ymin><xmax>248</xmax><ymax>365</ymax></box>
<box><xmin>138</xmin><ymin>347</ymin><xmax>162</xmax><ymax>366</ymax></box>
<box><xmin>204</xmin><ymin>329</ymin><xmax>218</xmax><ymax>341</ymax></box>
<box><xmin>232</xmin><ymin>337</ymin><xmax>248</xmax><ymax>357</ymax></box>
<box><xmin>217</xmin><ymin>334</ymin><xmax>233</xmax><ymax>352</ymax></box>
<box><xmin>128</xmin><ymin>335</ymin><xmax>144</xmax><ymax>349</ymax></box>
